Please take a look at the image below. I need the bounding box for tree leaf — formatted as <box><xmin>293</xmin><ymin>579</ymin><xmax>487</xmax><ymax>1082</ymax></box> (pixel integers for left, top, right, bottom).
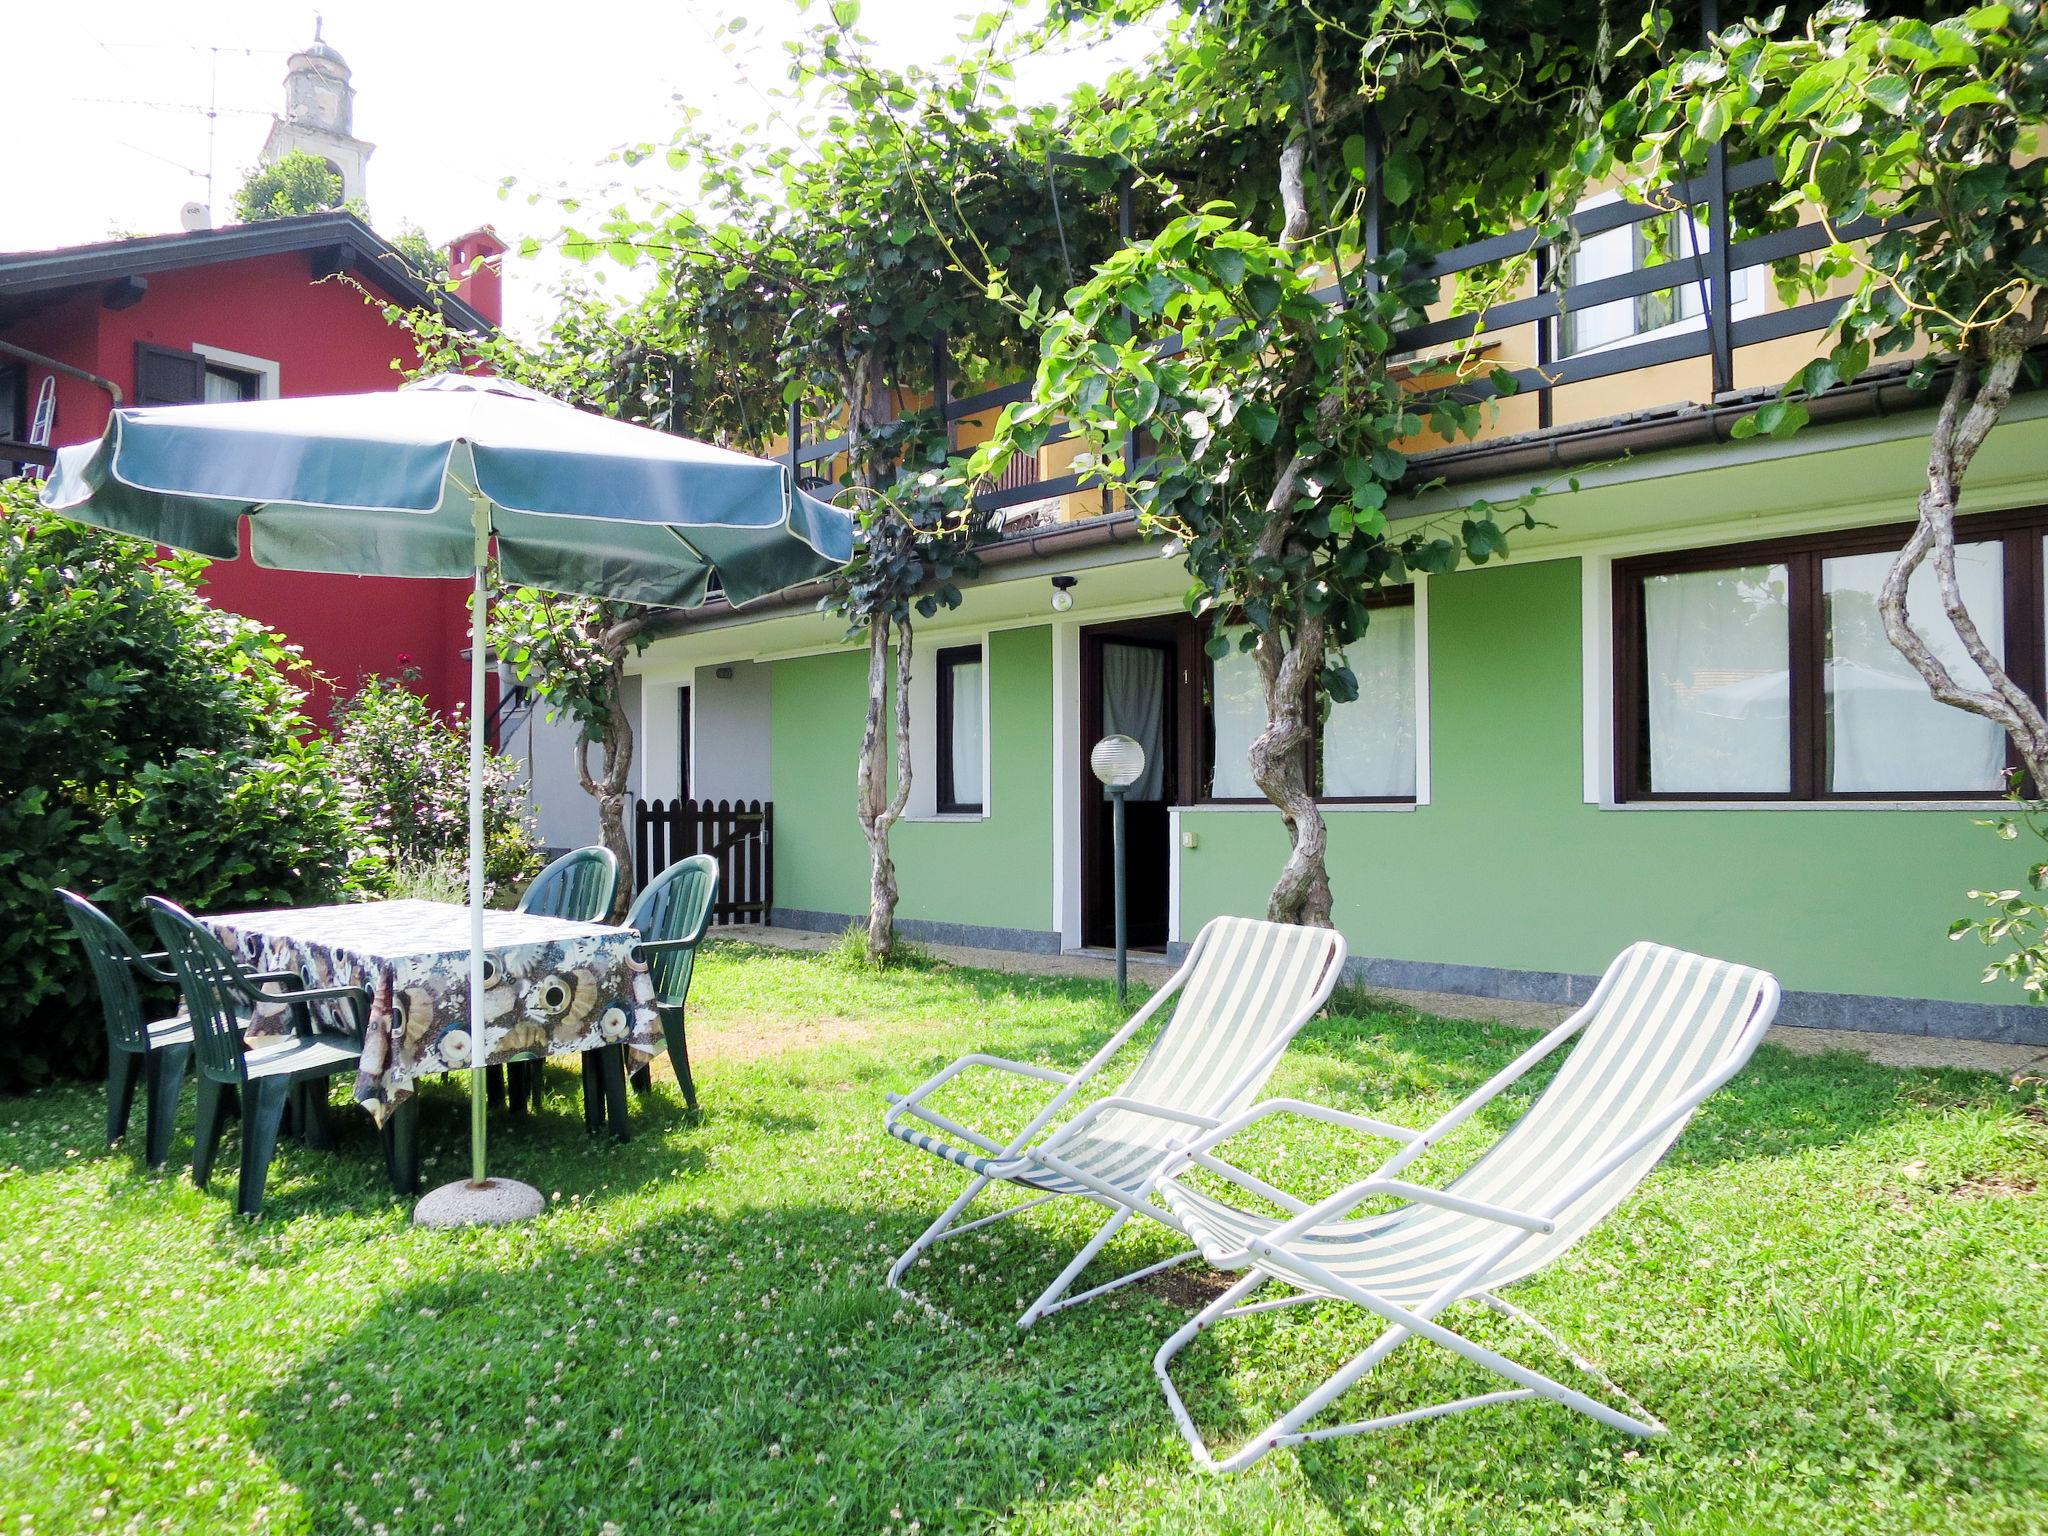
<box><xmin>1381</xmin><ymin>151</ymin><xmax>1421</xmax><ymax>206</ymax></box>
<box><xmin>1861</xmin><ymin>73</ymin><xmax>1910</xmax><ymax>116</ymax></box>
<box><xmin>1937</xmin><ymin>82</ymin><xmax>2003</xmax><ymax>114</ymax></box>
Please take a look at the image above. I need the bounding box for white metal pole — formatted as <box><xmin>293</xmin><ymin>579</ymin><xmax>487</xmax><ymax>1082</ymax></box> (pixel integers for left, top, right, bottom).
<box><xmin>468</xmin><ymin>496</ymin><xmax>490</xmax><ymax>1186</ymax></box>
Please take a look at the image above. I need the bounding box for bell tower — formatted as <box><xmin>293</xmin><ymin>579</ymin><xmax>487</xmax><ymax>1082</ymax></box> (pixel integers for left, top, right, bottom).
<box><xmin>258</xmin><ymin>19</ymin><xmax>374</xmax><ymax>205</ymax></box>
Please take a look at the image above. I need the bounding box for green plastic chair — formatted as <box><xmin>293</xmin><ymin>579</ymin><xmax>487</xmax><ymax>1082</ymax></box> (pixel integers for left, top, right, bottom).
<box><xmin>56</xmin><ymin>889</ymin><xmax>195</xmax><ymax>1167</ymax></box>
<box><xmin>625</xmin><ymin>854</ymin><xmax>719</xmax><ymax>1114</ymax></box>
<box><xmin>520</xmin><ymin>846</ymin><xmax>621</xmax><ymax>922</ymax></box>
<box><xmin>144</xmin><ymin>897</ymin><xmax>384</xmax><ymax>1218</ymax></box>
<box><xmin>498</xmin><ymin>845</ymin><xmax>622</xmax><ymax>1121</ymax></box>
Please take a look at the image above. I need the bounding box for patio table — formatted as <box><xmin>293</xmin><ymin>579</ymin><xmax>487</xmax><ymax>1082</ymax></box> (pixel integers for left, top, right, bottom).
<box><xmin>203</xmin><ymin>898</ymin><xmax>662</xmax><ymax>1122</ymax></box>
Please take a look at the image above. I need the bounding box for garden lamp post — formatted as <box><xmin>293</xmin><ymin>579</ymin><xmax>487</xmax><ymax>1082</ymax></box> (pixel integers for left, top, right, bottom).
<box><xmin>1091</xmin><ymin>733</ymin><xmax>1146</xmax><ymax>1004</ymax></box>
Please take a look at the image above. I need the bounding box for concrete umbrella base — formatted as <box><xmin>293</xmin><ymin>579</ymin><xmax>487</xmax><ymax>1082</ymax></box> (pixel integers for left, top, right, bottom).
<box><xmin>413</xmin><ymin>1177</ymin><xmax>547</xmax><ymax>1228</ymax></box>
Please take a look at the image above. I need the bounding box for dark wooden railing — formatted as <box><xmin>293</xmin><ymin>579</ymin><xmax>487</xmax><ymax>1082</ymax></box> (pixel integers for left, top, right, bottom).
<box><xmin>783</xmin><ymin>138</ymin><xmax>1885</xmax><ymax>506</ymax></box>
<box><xmin>633</xmin><ymin>797</ymin><xmax>773</xmax><ymax>926</ymax></box>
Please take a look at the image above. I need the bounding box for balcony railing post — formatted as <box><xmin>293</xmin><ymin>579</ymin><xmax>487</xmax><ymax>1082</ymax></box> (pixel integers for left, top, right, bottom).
<box><xmin>1118</xmin><ymin>163</ymin><xmax>1140</xmax><ymax>496</ymax></box>
<box><xmin>1702</xmin><ymin>0</ymin><xmax>1736</xmax><ymax>396</ymax></box>
<box><xmin>1534</xmin><ymin>171</ymin><xmax>1555</xmax><ymax>429</ymax></box>
<box><xmin>786</xmin><ymin>398</ymin><xmax>801</xmax><ymax>477</ymax></box>
<box><xmin>1363</xmin><ymin>115</ymin><xmax>1384</xmax><ymax>293</ymax></box>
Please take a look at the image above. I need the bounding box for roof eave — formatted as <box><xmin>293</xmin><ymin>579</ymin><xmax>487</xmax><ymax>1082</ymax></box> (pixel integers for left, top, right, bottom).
<box><xmin>0</xmin><ymin>211</ymin><xmax>492</xmax><ymax>334</ymax></box>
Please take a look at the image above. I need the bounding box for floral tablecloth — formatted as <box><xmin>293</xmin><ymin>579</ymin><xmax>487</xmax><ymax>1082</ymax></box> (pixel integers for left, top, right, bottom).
<box><xmin>204</xmin><ymin>898</ymin><xmax>662</xmax><ymax>1121</ymax></box>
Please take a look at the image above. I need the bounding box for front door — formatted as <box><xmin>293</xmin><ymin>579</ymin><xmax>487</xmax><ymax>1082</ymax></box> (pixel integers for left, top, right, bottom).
<box><xmin>1079</xmin><ymin>617</ymin><xmax>1193</xmax><ymax>950</ymax></box>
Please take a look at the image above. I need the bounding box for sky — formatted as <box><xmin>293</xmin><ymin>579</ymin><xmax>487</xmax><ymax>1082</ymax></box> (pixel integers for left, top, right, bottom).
<box><xmin>7</xmin><ymin>1</ymin><xmax>1159</xmax><ymax>337</ymax></box>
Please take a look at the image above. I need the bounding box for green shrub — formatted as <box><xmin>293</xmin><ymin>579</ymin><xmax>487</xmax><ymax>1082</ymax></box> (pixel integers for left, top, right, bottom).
<box><xmin>0</xmin><ymin>482</ymin><xmax>374</xmax><ymax>1086</ymax></box>
<box><xmin>329</xmin><ymin>673</ymin><xmax>541</xmax><ymax>906</ymax></box>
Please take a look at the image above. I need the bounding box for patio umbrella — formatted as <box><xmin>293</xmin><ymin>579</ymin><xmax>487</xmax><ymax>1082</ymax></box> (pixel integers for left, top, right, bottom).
<box><xmin>41</xmin><ymin>372</ymin><xmax>852</xmax><ymax>1217</ymax></box>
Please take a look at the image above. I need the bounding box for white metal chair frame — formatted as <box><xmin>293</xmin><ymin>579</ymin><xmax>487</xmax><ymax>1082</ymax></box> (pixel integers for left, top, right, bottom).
<box><xmin>1150</xmin><ymin>946</ymin><xmax>1782</xmax><ymax>1474</ymax></box>
<box><xmin>883</xmin><ymin>917</ymin><xmax>1347</xmax><ymax>1329</ymax></box>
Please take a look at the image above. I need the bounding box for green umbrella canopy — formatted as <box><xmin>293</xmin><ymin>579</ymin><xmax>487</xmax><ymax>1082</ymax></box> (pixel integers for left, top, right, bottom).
<box><xmin>39</xmin><ymin>372</ymin><xmax>852</xmax><ymax>607</ymax></box>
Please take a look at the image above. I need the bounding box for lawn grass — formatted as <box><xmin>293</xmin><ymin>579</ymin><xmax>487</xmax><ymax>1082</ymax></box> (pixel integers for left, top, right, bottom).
<box><xmin>2</xmin><ymin>939</ymin><xmax>2044</xmax><ymax>1535</ymax></box>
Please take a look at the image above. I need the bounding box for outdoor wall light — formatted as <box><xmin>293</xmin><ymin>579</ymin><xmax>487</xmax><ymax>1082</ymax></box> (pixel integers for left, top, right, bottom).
<box><xmin>1091</xmin><ymin>732</ymin><xmax>1147</xmax><ymax>1002</ymax></box>
<box><xmin>1051</xmin><ymin>574</ymin><xmax>1078</xmax><ymax>612</ymax></box>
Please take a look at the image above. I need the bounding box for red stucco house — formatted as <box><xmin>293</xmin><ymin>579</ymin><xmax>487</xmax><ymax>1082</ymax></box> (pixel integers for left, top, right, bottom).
<box><xmin>0</xmin><ymin>213</ymin><xmax>506</xmax><ymax>723</ymax></box>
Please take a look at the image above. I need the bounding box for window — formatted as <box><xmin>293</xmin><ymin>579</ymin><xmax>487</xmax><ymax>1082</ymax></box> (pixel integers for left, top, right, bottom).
<box><xmin>0</xmin><ymin>362</ymin><xmax>21</xmax><ymax>439</ymax></box>
<box><xmin>203</xmin><ymin>362</ymin><xmax>261</xmax><ymax>403</ymax></box>
<box><xmin>1319</xmin><ymin>599</ymin><xmax>1418</xmax><ymax>799</ymax></box>
<box><xmin>935</xmin><ymin>645</ymin><xmax>984</xmax><ymax>815</ymax></box>
<box><xmin>135</xmin><ymin>343</ymin><xmax>277</xmax><ymax>406</ymax></box>
<box><xmin>0</xmin><ymin>363</ymin><xmax>23</xmax><ymax>475</ymax></box>
<box><xmin>1557</xmin><ymin>203</ymin><xmax>1750</xmax><ymax>358</ymax></box>
<box><xmin>1200</xmin><ymin>587</ymin><xmax>1419</xmax><ymax>803</ymax></box>
<box><xmin>1614</xmin><ymin>512</ymin><xmax>2046</xmax><ymax>800</ymax></box>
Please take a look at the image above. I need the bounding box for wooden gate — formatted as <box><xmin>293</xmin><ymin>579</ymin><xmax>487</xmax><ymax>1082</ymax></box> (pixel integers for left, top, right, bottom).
<box><xmin>632</xmin><ymin>798</ymin><xmax>773</xmax><ymax>926</ymax></box>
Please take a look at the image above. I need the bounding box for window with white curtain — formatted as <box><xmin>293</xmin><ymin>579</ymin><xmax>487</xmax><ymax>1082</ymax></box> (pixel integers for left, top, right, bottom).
<box><xmin>1824</xmin><ymin>544</ymin><xmax>2005</xmax><ymax>793</ymax></box>
<box><xmin>203</xmin><ymin>363</ymin><xmax>261</xmax><ymax>403</ymax></box>
<box><xmin>1617</xmin><ymin>517</ymin><xmax>2040</xmax><ymax>801</ymax></box>
<box><xmin>1202</xmin><ymin>590</ymin><xmax>1419</xmax><ymax>803</ymax></box>
<box><xmin>1205</xmin><ymin>629</ymin><xmax>1265</xmax><ymax>800</ymax></box>
<box><xmin>1320</xmin><ymin>601</ymin><xmax>1417</xmax><ymax>798</ymax></box>
<box><xmin>935</xmin><ymin>645</ymin><xmax>984</xmax><ymax>815</ymax></box>
<box><xmin>1642</xmin><ymin>563</ymin><xmax>1791</xmax><ymax>794</ymax></box>
<box><xmin>1101</xmin><ymin>641</ymin><xmax>1168</xmax><ymax>801</ymax></box>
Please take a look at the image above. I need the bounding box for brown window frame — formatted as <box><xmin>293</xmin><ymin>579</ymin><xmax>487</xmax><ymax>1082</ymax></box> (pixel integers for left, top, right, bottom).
<box><xmin>1195</xmin><ymin>585</ymin><xmax>1419</xmax><ymax>808</ymax></box>
<box><xmin>934</xmin><ymin>643</ymin><xmax>984</xmax><ymax>816</ymax></box>
<box><xmin>1613</xmin><ymin>508</ymin><xmax>2048</xmax><ymax>803</ymax></box>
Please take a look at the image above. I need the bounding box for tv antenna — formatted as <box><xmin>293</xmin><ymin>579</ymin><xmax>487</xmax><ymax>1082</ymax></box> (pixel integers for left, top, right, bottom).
<box><xmin>83</xmin><ymin>43</ymin><xmax>269</xmax><ymax>216</ymax></box>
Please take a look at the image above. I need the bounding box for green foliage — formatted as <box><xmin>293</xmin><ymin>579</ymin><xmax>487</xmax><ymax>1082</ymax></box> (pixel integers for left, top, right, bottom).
<box><xmin>978</xmin><ymin>208</ymin><xmax>1535</xmax><ymax>699</ymax></box>
<box><xmin>328</xmin><ymin>674</ymin><xmax>540</xmax><ymax>905</ymax></box>
<box><xmin>1047</xmin><ymin>2</ymin><xmax>1645</xmax><ymax>265</ymax></box>
<box><xmin>824</xmin><ymin>413</ymin><xmax>985</xmax><ymax>639</ymax></box>
<box><xmin>0</xmin><ymin>481</ymin><xmax>372</xmax><ymax>1085</ymax></box>
<box><xmin>1603</xmin><ymin>2</ymin><xmax>2047</xmax><ymax>422</ymax></box>
<box><xmin>487</xmin><ymin>589</ymin><xmax>647</xmax><ymax>746</ymax></box>
<box><xmin>390</xmin><ymin>222</ymin><xmax>448</xmax><ymax>280</ymax></box>
<box><xmin>232</xmin><ymin>150</ymin><xmax>353</xmax><ymax>223</ymax></box>
<box><xmin>379</xmin><ymin>854</ymin><xmax>469</xmax><ymax>906</ymax></box>
<box><xmin>557</xmin><ymin>22</ymin><xmax>1095</xmax><ymax>636</ymax></box>
<box><xmin>976</xmin><ymin>1</ymin><xmax>1620</xmax><ymax>754</ymax></box>
<box><xmin>1949</xmin><ymin>794</ymin><xmax>2048</xmax><ymax>999</ymax></box>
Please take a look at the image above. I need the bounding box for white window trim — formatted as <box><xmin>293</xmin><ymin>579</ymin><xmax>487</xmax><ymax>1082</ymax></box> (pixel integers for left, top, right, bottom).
<box><xmin>904</xmin><ymin>632</ymin><xmax>992</xmax><ymax>822</ymax></box>
<box><xmin>191</xmin><ymin>343</ymin><xmax>281</xmax><ymax>399</ymax></box>
<box><xmin>1412</xmin><ymin>576</ymin><xmax>1434</xmax><ymax>806</ymax></box>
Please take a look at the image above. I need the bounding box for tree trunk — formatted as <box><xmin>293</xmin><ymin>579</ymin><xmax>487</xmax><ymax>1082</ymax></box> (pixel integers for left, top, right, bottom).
<box><xmin>1881</xmin><ymin>299</ymin><xmax>2048</xmax><ymax>788</ymax></box>
<box><xmin>855</xmin><ymin>615</ymin><xmax>915</xmax><ymax>960</ymax></box>
<box><xmin>575</xmin><ymin>615</ymin><xmax>648</xmax><ymax>921</ymax></box>
<box><xmin>576</xmin><ymin>663</ymin><xmax>636</xmax><ymax>921</ymax></box>
<box><xmin>1249</xmin><ymin>612</ymin><xmax>1333</xmax><ymax>928</ymax></box>
<box><xmin>1234</xmin><ymin>130</ymin><xmax>1337</xmax><ymax>927</ymax></box>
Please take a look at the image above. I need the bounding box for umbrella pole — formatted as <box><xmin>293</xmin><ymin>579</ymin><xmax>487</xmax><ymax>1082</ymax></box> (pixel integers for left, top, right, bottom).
<box><xmin>468</xmin><ymin>505</ymin><xmax>489</xmax><ymax>1187</ymax></box>
<box><xmin>415</xmin><ymin>494</ymin><xmax>543</xmax><ymax>1226</ymax></box>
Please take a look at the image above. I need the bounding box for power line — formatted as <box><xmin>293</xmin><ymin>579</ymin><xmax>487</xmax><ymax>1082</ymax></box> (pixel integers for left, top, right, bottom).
<box><xmin>80</xmin><ymin>96</ymin><xmax>266</xmax><ymax>114</ymax></box>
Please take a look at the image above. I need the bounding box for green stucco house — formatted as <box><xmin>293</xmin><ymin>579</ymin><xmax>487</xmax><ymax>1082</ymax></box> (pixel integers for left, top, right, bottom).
<box><xmin>609</xmin><ymin>370</ymin><xmax>2048</xmax><ymax>1048</ymax></box>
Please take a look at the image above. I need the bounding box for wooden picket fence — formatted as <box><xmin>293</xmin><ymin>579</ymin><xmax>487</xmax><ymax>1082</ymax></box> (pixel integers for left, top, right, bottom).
<box><xmin>632</xmin><ymin>797</ymin><xmax>773</xmax><ymax>926</ymax></box>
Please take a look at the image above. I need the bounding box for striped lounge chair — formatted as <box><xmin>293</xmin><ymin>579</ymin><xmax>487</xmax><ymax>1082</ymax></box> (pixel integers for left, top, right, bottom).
<box><xmin>1151</xmin><ymin>940</ymin><xmax>1781</xmax><ymax>1472</ymax></box>
<box><xmin>883</xmin><ymin>915</ymin><xmax>1348</xmax><ymax>1328</ymax></box>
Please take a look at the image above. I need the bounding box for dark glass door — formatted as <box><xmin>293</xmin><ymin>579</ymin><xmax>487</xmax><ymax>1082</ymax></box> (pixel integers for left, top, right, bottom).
<box><xmin>1079</xmin><ymin>617</ymin><xmax>1193</xmax><ymax>950</ymax></box>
